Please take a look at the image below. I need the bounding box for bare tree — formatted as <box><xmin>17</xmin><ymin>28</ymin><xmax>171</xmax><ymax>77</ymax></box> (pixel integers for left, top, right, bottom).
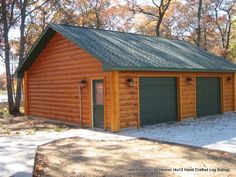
<box><xmin>1</xmin><ymin>0</ymin><xmax>53</xmax><ymax>114</ymax></box>
<box><xmin>0</xmin><ymin>0</ymin><xmax>16</xmax><ymax>113</ymax></box>
<box><xmin>196</xmin><ymin>0</ymin><xmax>203</xmax><ymax>47</ymax></box>
<box><xmin>14</xmin><ymin>0</ymin><xmax>51</xmax><ymax>113</ymax></box>
<box><xmin>211</xmin><ymin>0</ymin><xmax>236</xmax><ymax>57</ymax></box>
<box><xmin>128</xmin><ymin>0</ymin><xmax>172</xmax><ymax>36</ymax></box>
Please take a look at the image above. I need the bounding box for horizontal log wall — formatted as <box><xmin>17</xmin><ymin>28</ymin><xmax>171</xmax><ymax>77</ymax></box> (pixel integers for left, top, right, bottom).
<box><xmin>119</xmin><ymin>72</ymin><xmax>138</xmax><ymax>129</ymax></box>
<box><xmin>25</xmin><ymin>33</ymin><xmax>234</xmax><ymax>130</ymax></box>
<box><xmin>119</xmin><ymin>71</ymin><xmax>234</xmax><ymax>129</ymax></box>
<box><xmin>27</xmin><ymin>33</ymin><xmax>111</xmax><ymax>128</ymax></box>
<box><xmin>180</xmin><ymin>74</ymin><xmax>196</xmax><ymax>118</ymax></box>
<box><xmin>223</xmin><ymin>74</ymin><xmax>234</xmax><ymax>112</ymax></box>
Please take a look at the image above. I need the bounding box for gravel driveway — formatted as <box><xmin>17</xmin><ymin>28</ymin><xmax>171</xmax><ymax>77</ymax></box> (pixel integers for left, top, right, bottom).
<box><xmin>0</xmin><ymin>112</ymin><xmax>236</xmax><ymax>177</ymax></box>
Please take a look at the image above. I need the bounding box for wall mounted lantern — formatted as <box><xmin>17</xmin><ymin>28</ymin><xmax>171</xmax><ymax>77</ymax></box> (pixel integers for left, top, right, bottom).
<box><xmin>127</xmin><ymin>77</ymin><xmax>134</xmax><ymax>87</ymax></box>
<box><xmin>80</xmin><ymin>80</ymin><xmax>87</xmax><ymax>88</ymax></box>
<box><xmin>186</xmin><ymin>77</ymin><xmax>193</xmax><ymax>85</ymax></box>
<box><xmin>227</xmin><ymin>77</ymin><xmax>232</xmax><ymax>84</ymax></box>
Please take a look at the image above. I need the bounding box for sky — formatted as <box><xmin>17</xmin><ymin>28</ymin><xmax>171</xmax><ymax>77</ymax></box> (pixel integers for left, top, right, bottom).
<box><xmin>0</xmin><ymin>52</ymin><xmax>5</xmax><ymax>73</ymax></box>
<box><xmin>0</xmin><ymin>64</ymin><xmax>5</xmax><ymax>74</ymax></box>
<box><xmin>0</xmin><ymin>27</ymin><xmax>20</xmax><ymax>74</ymax></box>
<box><xmin>0</xmin><ymin>0</ymin><xmax>167</xmax><ymax>75</ymax></box>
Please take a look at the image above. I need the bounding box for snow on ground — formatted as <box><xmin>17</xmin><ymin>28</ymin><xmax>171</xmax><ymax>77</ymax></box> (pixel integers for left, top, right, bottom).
<box><xmin>119</xmin><ymin>112</ymin><xmax>236</xmax><ymax>153</ymax></box>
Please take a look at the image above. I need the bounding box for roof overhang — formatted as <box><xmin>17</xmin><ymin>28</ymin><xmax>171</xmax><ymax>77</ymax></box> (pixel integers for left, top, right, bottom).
<box><xmin>16</xmin><ymin>26</ymin><xmax>56</xmax><ymax>77</ymax></box>
<box><xmin>16</xmin><ymin>24</ymin><xmax>236</xmax><ymax>77</ymax></box>
<box><xmin>105</xmin><ymin>66</ymin><xmax>236</xmax><ymax>73</ymax></box>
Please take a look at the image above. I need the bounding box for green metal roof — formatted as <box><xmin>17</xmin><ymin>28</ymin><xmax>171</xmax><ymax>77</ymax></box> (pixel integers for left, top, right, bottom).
<box><xmin>17</xmin><ymin>23</ymin><xmax>236</xmax><ymax>77</ymax></box>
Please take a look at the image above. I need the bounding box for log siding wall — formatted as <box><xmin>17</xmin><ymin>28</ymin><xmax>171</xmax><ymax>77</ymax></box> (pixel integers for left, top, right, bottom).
<box><xmin>224</xmin><ymin>74</ymin><xmax>234</xmax><ymax>112</ymax></box>
<box><xmin>119</xmin><ymin>71</ymin><xmax>234</xmax><ymax>129</ymax></box>
<box><xmin>24</xmin><ymin>33</ymin><xmax>235</xmax><ymax>131</ymax></box>
<box><xmin>27</xmin><ymin>33</ymin><xmax>111</xmax><ymax>128</ymax></box>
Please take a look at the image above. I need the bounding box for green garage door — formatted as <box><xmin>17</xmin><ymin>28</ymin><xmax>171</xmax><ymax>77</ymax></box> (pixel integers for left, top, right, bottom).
<box><xmin>140</xmin><ymin>77</ymin><xmax>177</xmax><ymax>126</ymax></box>
<box><xmin>196</xmin><ymin>77</ymin><xmax>221</xmax><ymax>117</ymax></box>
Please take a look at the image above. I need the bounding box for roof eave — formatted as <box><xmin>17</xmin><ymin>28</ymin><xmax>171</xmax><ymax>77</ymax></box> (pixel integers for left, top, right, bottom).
<box><xmin>16</xmin><ymin>25</ymin><xmax>56</xmax><ymax>77</ymax></box>
<box><xmin>16</xmin><ymin>23</ymin><xmax>236</xmax><ymax>77</ymax></box>
<box><xmin>104</xmin><ymin>66</ymin><xmax>236</xmax><ymax>73</ymax></box>
<box><xmin>16</xmin><ymin>24</ymin><xmax>114</xmax><ymax>77</ymax></box>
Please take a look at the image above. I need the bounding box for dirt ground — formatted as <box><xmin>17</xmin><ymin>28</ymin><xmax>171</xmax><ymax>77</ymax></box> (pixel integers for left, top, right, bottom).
<box><xmin>33</xmin><ymin>137</ymin><xmax>236</xmax><ymax>177</ymax></box>
<box><xmin>0</xmin><ymin>103</ymin><xmax>69</xmax><ymax>136</ymax></box>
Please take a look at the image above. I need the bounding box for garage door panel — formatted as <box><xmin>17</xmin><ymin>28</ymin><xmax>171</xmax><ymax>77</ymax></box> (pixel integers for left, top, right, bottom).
<box><xmin>140</xmin><ymin>77</ymin><xmax>177</xmax><ymax>126</ymax></box>
<box><xmin>196</xmin><ymin>77</ymin><xmax>221</xmax><ymax>117</ymax></box>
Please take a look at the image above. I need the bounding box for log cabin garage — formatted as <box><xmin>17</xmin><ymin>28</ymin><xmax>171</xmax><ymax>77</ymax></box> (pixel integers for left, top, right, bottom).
<box><xmin>17</xmin><ymin>24</ymin><xmax>236</xmax><ymax>132</ymax></box>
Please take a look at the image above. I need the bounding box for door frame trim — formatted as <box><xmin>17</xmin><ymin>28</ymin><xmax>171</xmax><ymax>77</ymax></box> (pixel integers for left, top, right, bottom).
<box><xmin>138</xmin><ymin>76</ymin><xmax>179</xmax><ymax>127</ymax></box>
<box><xmin>91</xmin><ymin>78</ymin><xmax>105</xmax><ymax>129</ymax></box>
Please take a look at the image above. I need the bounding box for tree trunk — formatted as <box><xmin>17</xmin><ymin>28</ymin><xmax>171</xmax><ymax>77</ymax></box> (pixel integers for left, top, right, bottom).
<box><xmin>1</xmin><ymin>0</ymin><xmax>15</xmax><ymax>113</ymax></box>
<box><xmin>4</xmin><ymin>41</ymin><xmax>15</xmax><ymax>114</ymax></box>
<box><xmin>156</xmin><ymin>19</ymin><xmax>162</xmax><ymax>36</ymax></box>
<box><xmin>156</xmin><ymin>13</ymin><xmax>164</xmax><ymax>37</ymax></box>
<box><xmin>155</xmin><ymin>0</ymin><xmax>171</xmax><ymax>37</ymax></box>
<box><xmin>14</xmin><ymin>0</ymin><xmax>27</xmax><ymax>113</ymax></box>
<box><xmin>225</xmin><ymin>14</ymin><xmax>231</xmax><ymax>51</ymax></box>
<box><xmin>196</xmin><ymin>0</ymin><xmax>202</xmax><ymax>47</ymax></box>
<box><xmin>95</xmin><ymin>11</ymin><xmax>101</xmax><ymax>29</ymax></box>
<box><xmin>14</xmin><ymin>78</ymin><xmax>22</xmax><ymax>112</ymax></box>
<box><xmin>203</xmin><ymin>26</ymin><xmax>207</xmax><ymax>50</ymax></box>
<box><xmin>94</xmin><ymin>0</ymin><xmax>101</xmax><ymax>29</ymax></box>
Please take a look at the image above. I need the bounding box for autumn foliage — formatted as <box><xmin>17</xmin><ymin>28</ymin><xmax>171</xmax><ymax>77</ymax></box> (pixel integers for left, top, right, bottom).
<box><xmin>0</xmin><ymin>73</ymin><xmax>6</xmax><ymax>90</ymax></box>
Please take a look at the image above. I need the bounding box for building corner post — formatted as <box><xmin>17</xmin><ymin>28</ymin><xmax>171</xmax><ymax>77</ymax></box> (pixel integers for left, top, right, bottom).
<box><xmin>110</xmin><ymin>71</ymin><xmax>120</xmax><ymax>132</ymax></box>
<box><xmin>221</xmin><ymin>76</ymin><xmax>225</xmax><ymax>113</ymax></box>
<box><xmin>24</xmin><ymin>71</ymin><xmax>28</xmax><ymax>116</ymax></box>
<box><xmin>177</xmin><ymin>76</ymin><xmax>182</xmax><ymax>121</ymax></box>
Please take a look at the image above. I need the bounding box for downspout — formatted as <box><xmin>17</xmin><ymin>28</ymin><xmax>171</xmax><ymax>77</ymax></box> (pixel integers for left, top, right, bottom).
<box><xmin>79</xmin><ymin>84</ymin><xmax>82</xmax><ymax>127</ymax></box>
<box><xmin>79</xmin><ymin>80</ymin><xmax>86</xmax><ymax>127</ymax></box>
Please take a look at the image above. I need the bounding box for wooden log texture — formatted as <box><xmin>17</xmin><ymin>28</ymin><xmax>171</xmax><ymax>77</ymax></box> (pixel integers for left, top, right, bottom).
<box><xmin>27</xmin><ymin>33</ymin><xmax>111</xmax><ymax>128</ymax></box>
<box><xmin>119</xmin><ymin>71</ymin><xmax>234</xmax><ymax>128</ymax></box>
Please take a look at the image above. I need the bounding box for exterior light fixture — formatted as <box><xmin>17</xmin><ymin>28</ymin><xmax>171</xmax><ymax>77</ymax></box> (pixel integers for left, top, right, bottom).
<box><xmin>127</xmin><ymin>77</ymin><xmax>134</xmax><ymax>87</ymax></box>
<box><xmin>80</xmin><ymin>80</ymin><xmax>87</xmax><ymax>88</ymax></box>
<box><xmin>186</xmin><ymin>77</ymin><xmax>193</xmax><ymax>85</ymax></box>
<box><xmin>227</xmin><ymin>77</ymin><xmax>232</xmax><ymax>84</ymax></box>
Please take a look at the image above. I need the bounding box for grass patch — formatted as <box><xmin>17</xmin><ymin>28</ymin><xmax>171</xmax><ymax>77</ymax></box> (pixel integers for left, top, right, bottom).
<box><xmin>54</xmin><ymin>127</ymin><xmax>64</xmax><ymax>132</ymax></box>
<box><xmin>0</xmin><ymin>103</ymin><xmax>11</xmax><ymax>118</ymax></box>
<box><xmin>0</xmin><ymin>102</ymin><xmax>25</xmax><ymax>119</ymax></box>
<box><xmin>0</xmin><ymin>102</ymin><xmax>69</xmax><ymax>136</ymax></box>
<box><xmin>0</xmin><ymin>90</ymin><xmax>7</xmax><ymax>95</ymax></box>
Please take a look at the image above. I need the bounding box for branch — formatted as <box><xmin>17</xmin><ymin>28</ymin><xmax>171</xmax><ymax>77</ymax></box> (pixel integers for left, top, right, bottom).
<box><xmin>152</xmin><ymin>0</ymin><xmax>159</xmax><ymax>8</ymax></box>
<box><xmin>28</xmin><ymin>0</ymin><xmax>39</xmax><ymax>7</ymax></box>
<box><xmin>0</xmin><ymin>53</ymin><xmax>4</xmax><ymax>60</ymax></box>
<box><xmin>163</xmin><ymin>0</ymin><xmax>171</xmax><ymax>11</ymax></box>
<box><xmin>9</xmin><ymin>14</ymin><xmax>21</xmax><ymax>29</ymax></box>
<box><xmin>137</xmin><ymin>7</ymin><xmax>159</xmax><ymax>18</ymax></box>
<box><xmin>24</xmin><ymin>21</ymin><xmax>33</xmax><ymax>41</ymax></box>
<box><xmin>9</xmin><ymin>1</ymin><xmax>16</xmax><ymax>25</ymax></box>
<box><xmin>25</xmin><ymin>0</ymin><xmax>50</xmax><ymax>17</ymax></box>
